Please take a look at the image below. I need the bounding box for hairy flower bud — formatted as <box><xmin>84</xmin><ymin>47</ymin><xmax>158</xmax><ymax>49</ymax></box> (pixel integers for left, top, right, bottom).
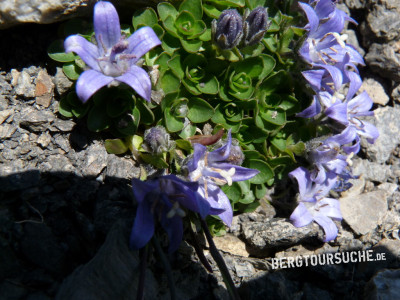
<box><xmin>243</xmin><ymin>7</ymin><xmax>269</xmax><ymax>46</ymax></box>
<box><xmin>212</xmin><ymin>9</ymin><xmax>243</xmax><ymax>50</ymax></box>
<box><xmin>144</xmin><ymin>126</ymin><xmax>175</xmax><ymax>154</ymax></box>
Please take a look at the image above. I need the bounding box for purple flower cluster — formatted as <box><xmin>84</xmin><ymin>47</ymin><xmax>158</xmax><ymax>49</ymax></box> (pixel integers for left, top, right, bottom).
<box><xmin>290</xmin><ymin>0</ymin><xmax>379</xmax><ymax>241</ymax></box>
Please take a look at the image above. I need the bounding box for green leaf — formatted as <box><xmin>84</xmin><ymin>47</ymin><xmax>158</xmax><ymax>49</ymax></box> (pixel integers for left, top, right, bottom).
<box><xmin>203</xmin><ymin>3</ymin><xmax>222</xmax><ymax>18</ymax></box>
<box><xmin>154</xmin><ymin>52</ymin><xmax>171</xmax><ymax>72</ymax></box>
<box><xmin>181</xmin><ymin>38</ymin><xmax>202</xmax><ymax>53</ymax></box>
<box><xmin>260</xmin><ymin>109</ymin><xmax>286</xmax><ymax>126</ymax></box>
<box><xmin>179</xmin><ymin>122</ymin><xmax>196</xmax><ymax>139</ymax></box>
<box><xmin>179</xmin><ymin>0</ymin><xmax>203</xmax><ymax>20</ymax></box>
<box><xmin>247</xmin><ymin>159</ymin><xmax>274</xmax><ymax>184</ymax></box>
<box><xmin>62</xmin><ymin>63</ymin><xmax>80</xmax><ymax>80</ymax></box>
<box><xmin>106</xmin><ymin>90</ymin><xmax>134</xmax><ymax>118</ymax></box>
<box><xmin>164</xmin><ymin>107</ymin><xmax>184</xmax><ymax>132</ymax></box>
<box><xmin>141</xmin><ymin>153</ymin><xmax>169</xmax><ymax>169</ymax></box>
<box><xmin>157</xmin><ymin>2</ymin><xmax>178</xmax><ymax>22</ymax></box>
<box><xmin>175</xmin><ymin>139</ymin><xmax>192</xmax><ymax>151</ymax></box>
<box><xmin>48</xmin><ymin>40</ymin><xmax>76</xmax><ymax>62</ymax></box>
<box><xmin>187</xmin><ymin>97</ymin><xmax>214</xmax><ymax>123</ymax></box>
<box><xmin>58</xmin><ymin>96</ymin><xmax>74</xmax><ymax>118</ymax></box>
<box><xmin>87</xmin><ymin>104</ymin><xmax>110</xmax><ymax>132</ymax></box>
<box><xmin>233</xmin><ymin>57</ymin><xmax>264</xmax><ymax>79</ymax></box>
<box><xmin>163</xmin><ymin>16</ymin><xmax>180</xmax><ymax>38</ymax></box>
<box><xmin>237</xmin><ymin>201</ymin><xmax>260</xmax><ymax>213</ymax></box>
<box><xmin>175</xmin><ymin>11</ymin><xmax>196</xmax><ymax>36</ymax></box>
<box><xmin>161</xmin><ymin>33</ymin><xmax>181</xmax><ymax>55</ymax></box>
<box><xmin>221</xmin><ymin>183</ymin><xmax>241</xmax><ymax>203</ymax></box>
<box><xmin>105</xmin><ymin>139</ymin><xmax>129</xmax><ymax>155</ymax></box>
<box><xmin>132</xmin><ymin>7</ymin><xmax>158</xmax><ymax>29</ymax></box>
<box><xmin>197</xmin><ymin>76</ymin><xmax>219</xmax><ymax>94</ymax></box>
<box><xmin>255</xmin><ymin>184</ymin><xmax>267</xmax><ymax>199</ymax></box>
<box><xmin>257</xmin><ymin>70</ymin><xmax>292</xmax><ymax>97</ymax></box>
<box><xmin>246</xmin><ymin>0</ymin><xmax>267</xmax><ymax>10</ymax></box>
<box><xmin>259</xmin><ymin>54</ymin><xmax>276</xmax><ymax>79</ymax></box>
<box><xmin>116</xmin><ymin>107</ymin><xmax>140</xmax><ymax>136</ymax></box>
<box><xmin>182</xmin><ymin>78</ymin><xmax>201</xmax><ymax>95</ymax></box>
<box><xmin>239</xmin><ymin>190</ymin><xmax>255</xmax><ymax>204</ymax></box>
<box><xmin>168</xmin><ymin>55</ymin><xmax>184</xmax><ymax>79</ymax></box>
<box><xmin>136</xmin><ymin>100</ymin><xmax>155</xmax><ymax>125</ymax></box>
<box><xmin>161</xmin><ymin>70</ymin><xmax>181</xmax><ymax>94</ymax></box>
<box><xmin>199</xmin><ymin>28</ymin><xmax>211</xmax><ymax>41</ymax></box>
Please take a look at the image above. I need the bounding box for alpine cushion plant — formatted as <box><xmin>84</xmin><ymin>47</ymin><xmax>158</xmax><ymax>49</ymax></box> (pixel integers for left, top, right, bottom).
<box><xmin>130</xmin><ymin>175</ymin><xmax>210</xmax><ymax>254</ymax></box>
<box><xmin>64</xmin><ymin>1</ymin><xmax>161</xmax><ymax>103</ymax></box>
<box><xmin>185</xmin><ymin>130</ymin><xmax>259</xmax><ymax>226</ymax></box>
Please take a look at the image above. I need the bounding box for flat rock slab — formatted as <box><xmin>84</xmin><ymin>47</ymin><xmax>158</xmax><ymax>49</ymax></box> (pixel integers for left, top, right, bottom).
<box><xmin>341</xmin><ymin>191</ymin><xmax>388</xmax><ymax>236</ymax></box>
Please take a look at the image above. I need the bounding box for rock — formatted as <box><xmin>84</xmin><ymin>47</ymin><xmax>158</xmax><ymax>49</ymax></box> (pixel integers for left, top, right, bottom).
<box><xmin>340</xmin><ymin>175</ymin><xmax>365</xmax><ymax>198</ymax></box>
<box><xmin>352</xmin><ymin>158</ymin><xmax>391</xmax><ymax>183</ymax></box>
<box><xmin>377</xmin><ymin>182</ymin><xmax>398</xmax><ymax>196</ymax></box>
<box><xmin>0</xmin><ymin>161</ymin><xmax>41</xmax><ymax>192</ymax></box>
<box><xmin>37</xmin><ymin>131</ymin><xmax>52</xmax><ymax>148</ymax></box>
<box><xmin>35</xmin><ymin>69</ymin><xmax>54</xmax><ymax>107</ymax></box>
<box><xmin>19</xmin><ymin>107</ymin><xmax>56</xmax><ymax>132</ymax></box>
<box><xmin>11</xmin><ymin>69</ymin><xmax>36</xmax><ymax>98</ymax></box>
<box><xmin>106</xmin><ymin>155</ymin><xmax>140</xmax><ymax>180</ymax></box>
<box><xmin>0</xmin><ymin>0</ymin><xmax>164</xmax><ymax>29</ymax></box>
<box><xmin>0</xmin><ymin>123</ymin><xmax>17</xmax><ymax>139</ymax></box>
<box><xmin>234</xmin><ymin>261</ymin><xmax>255</xmax><ymax>278</ymax></box>
<box><xmin>242</xmin><ymin>218</ymin><xmax>323</xmax><ymax>256</ymax></box>
<box><xmin>213</xmin><ymin>234</ymin><xmax>249</xmax><ymax>257</ymax></box>
<box><xmin>302</xmin><ymin>283</ymin><xmax>333</xmax><ymax>300</ymax></box>
<box><xmin>365</xmin><ymin>0</ymin><xmax>400</xmax><ymax>42</ymax></box>
<box><xmin>365</xmin><ymin>269</ymin><xmax>400</xmax><ymax>300</ymax></box>
<box><xmin>340</xmin><ymin>190</ymin><xmax>388</xmax><ymax>236</ymax></box>
<box><xmin>345</xmin><ymin>0</ymin><xmax>365</xmax><ymax>10</ymax></box>
<box><xmin>0</xmin><ymin>108</ymin><xmax>13</xmax><ymax>125</ymax></box>
<box><xmin>53</xmin><ymin>67</ymin><xmax>73</xmax><ymax>96</ymax></box>
<box><xmin>56</xmin><ymin>220</ymin><xmax>159</xmax><ymax>300</ymax></box>
<box><xmin>54</xmin><ymin>134</ymin><xmax>70</xmax><ymax>153</ymax></box>
<box><xmin>40</xmin><ymin>154</ymin><xmax>77</xmax><ymax>175</ymax></box>
<box><xmin>50</xmin><ymin>119</ymin><xmax>76</xmax><ymax>132</ymax></box>
<box><xmin>362</xmin><ymin>106</ymin><xmax>400</xmax><ymax>163</ymax></box>
<box><xmin>365</xmin><ymin>42</ymin><xmax>400</xmax><ymax>82</ymax></box>
<box><xmin>83</xmin><ymin>141</ymin><xmax>108</xmax><ymax>177</ymax></box>
<box><xmin>343</xmin><ymin>29</ymin><xmax>365</xmax><ymax>58</ymax></box>
<box><xmin>358</xmin><ymin>78</ymin><xmax>389</xmax><ymax>106</ymax></box>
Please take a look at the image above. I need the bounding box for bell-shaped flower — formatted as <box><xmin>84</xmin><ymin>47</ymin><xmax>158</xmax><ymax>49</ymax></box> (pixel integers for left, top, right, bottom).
<box><xmin>243</xmin><ymin>7</ymin><xmax>270</xmax><ymax>46</ymax></box>
<box><xmin>64</xmin><ymin>1</ymin><xmax>161</xmax><ymax>103</ymax></box>
<box><xmin>212</xmin><ymin>9</ymin><xmax>243</xmax><ymax>50</ymax></box>
<box><xmin>289</xmin><ymin>167</ymin><xmax>342</xmax><ymax>242</ymax></box>
<box><xmin>186</xmin><ymin>130</ymin><xmax>259</xmax><ymax>226</ymax></box>
<box><xmin>129</xmin><ymin>175</ymin><xmax>210</xmax><ymax>253</ymax></box>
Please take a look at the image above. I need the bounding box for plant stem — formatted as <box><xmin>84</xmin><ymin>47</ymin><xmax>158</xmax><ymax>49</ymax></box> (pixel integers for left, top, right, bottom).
<box><xmin>200</xmin><ymin>219</ymin><xmax>241</xmax><ymax>300</ymax></box>
<box><xmin>152</xmin><ymin>235</ymin><xmax>177</xmax><ymax>300</ymax></box>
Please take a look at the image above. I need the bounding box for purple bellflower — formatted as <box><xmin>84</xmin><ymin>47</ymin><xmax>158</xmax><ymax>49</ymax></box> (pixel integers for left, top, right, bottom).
<box><xmin>64</xmin><ymin>1</ymin><xmax>161</xmax><ymax>103</ymax></box>
<box><xmin>130</xmin><ymin>175</ymin><xmax>210</xmax><ymax>253</ymax></box>
<box><xmin>289</xmin><ymin>167</ymin><xmax>342</xmax><ymax>242</ymax></box>
<box><xmin>186</xmin><ymin>130</ymin><xmax>259</xmax><ymax>227</ymax></box>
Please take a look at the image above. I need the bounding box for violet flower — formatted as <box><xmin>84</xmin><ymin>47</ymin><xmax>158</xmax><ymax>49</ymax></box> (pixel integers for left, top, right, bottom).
<box><xmin>186</xmin><ymin>130</ymin><xmax>259</xmax><ymax>226</ymax></box>
<box><xmin>64</xmin><ymin>1</ymin><xmax>161</xmax><ymax>103</ymax></box>
<box><xmin>130</xmin><ymin>175</ymin><xmax>210</xmax><ymax>253</ymax></box>
<box><xmin>289</xmin><ymin>167</ymin><xmax>342</xmax><ymax>241</ymax></box>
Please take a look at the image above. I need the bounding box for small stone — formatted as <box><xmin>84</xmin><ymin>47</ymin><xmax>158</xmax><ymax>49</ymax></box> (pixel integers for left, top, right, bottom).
<box><xmin>19</xmin><ymin>107</ymin><xmax>55</xmax><ymax>132</ymax></box>
<box><xmin>352</xmin><ymin>158</ymin><xmax>391</xmax><ymax>183</ymax></box>
<box><xmin>234</xmin><ymin>261</ymin><xmax>255</xmax><ymax>278</ymax></box>
<box><xmin>377</xmin><ymin>182</ymin><xmax>398</xmax><ymax>196</ymax></box>
<box><xmin>53</xmin><ymin>67</ymin><xmax>73</xmax><ymax>95</ymax></box>
<box><xmin>35</xmin><ymin>69</ymin><xmax>54</xmax><ymax>107</ymax></box>
<box><xmin>106</xmin><ymin>155</ymin><xmax>139</xmax><ymax>180</ymax></box>
<box><xmin>365</xmin><ymin>42</ymin><xmax>400</xmax><ymax>82</ymax></box>
<box><xmin>40</xmin><ymin>154</ymin><xmax>76</xmax><ymax>174</ymax></box>
<box><xmin>0</xmin><ymin>108</ymin><xmax>13</xmax><ymax>125</ymax></box>
<box><xmin>0</xmin><ymin>123</ymin><xmax>17</xmax><ymax>139</ymax></box>
<box><xmin>50</xmin><ymin>118</ymin><xmax>75</xmax><ymax>132</ymax></box>
<box><xmin>213</xmin><ymin>234</ymin><xmax>249</xmax><ymax>257</ymax></box>
<box><xmin>341</xmin><ymin>190</ymin><xmax>388</xmax><ymax>236</ymax></box>
<box><xmin>340</xmin><ymin>175</ymin><xmax>365</xmax><ymax>198</ymax></box>
<box><xmin>358</xmin><ymin>78</ymin><xmax>389</xmax><ymax>106</ymax></box>
<box><xmin>365</xmin><ymin>0</ymin><xmax>400</xmax><ymax>42</ymax></box>
<box><xmin>37</xmin><ymin>131</ymin><xmax>51</xmax><ymax>148</ymax></box>
<box><xmin>54</xmin><ymin>134</ymin><xmax>70</xmax><ymax>153</ymax></box>
<box><xmin>12</xmin><ymin>69</ymin><xmax>36</xmax><ymax>97</ymax></box>
<box><xmin>83</xmin><ymin>141</ymin><xmax>108</xmax><ymax>177</ymax></box>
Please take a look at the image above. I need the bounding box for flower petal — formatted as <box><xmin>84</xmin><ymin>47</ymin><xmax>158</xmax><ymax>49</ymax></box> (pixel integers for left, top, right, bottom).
<box><xmin>132</xmin><ymin>178</ymin><xmax>156</xmax><ymax>204</ymax></box>
<box><xmin>127</xmin><ymin>26</ymin><xmax>161</xmax><ymax>61</ymax></box>
<box><xmin>64</xmin><ymin>35</ymin><xmax>100</xmax><ymax>72</ymax></box>
<box><xmin>289</xmin><ymin>167</ymin><xmax>313</xmax><ymax>201</ymax></box>
<box><xmin>290</xmin><ymin>203</ymin><xmax>313</xmax><ymax>227</ymax></box>
<box><xmin>116</xmin><ymin>65</ymin><xmax>152</xmax><ymax>101</ymax></box>
<box><xmin>201</xmin><ymin>182</ymin><xmax>233</xmax><ymax>227</ymax></box>
<box><xmin>313</xmin><ymin>215</ymin><xmax>338</xmax><ymax>242</ymax></box>
<box><xmin>299</xmin><ymin>2</ymin><xmax>319</xmax><ymax>35</ymax></box>
<box><xmin>297</xmin><ymin>95</ymin><xmax>321</xmax><ymax>118</ymax></box>
<box><xmin>187</xmin><ymin>143</ymin><xmax>207</xmax><ymax>172</ymax></box>
<box><xmin>347</xmin><ymin>91</ymin><xmax>373</xmax><ymax>115</ymax></box>
<box><xmin>211</xmin><ymin>163</ymin><xmax>259</xmax><ymax>182</ymax></box>
<box><xmin>208</xmin><ymin>129</ymin><xmax>232</xmax><ymax>162</ymax></box>
<box><xmin>129</xmin><ymin>200</ymin><xmax>155</xmax><ymax>250</ymax></box>
<box><xmin>76</xmin><ymin>70</ymin><xmax>113</xmax><ymax>103</ymax></box>
<box><xmin>94</xmin><ymin>1</ymin><xmax>121</xmax><ymax>53</ymax></box>
<box><xmin>317</xmin><ymin>198</ymin><xmax>342</xmax><ymax>220</ymax></box>
<box><xmin>161</xmin><ymin>213</ymin><xmax>183</xmax><ymax>254</ymax></box>
<box><xmin>325</xmin><ymin>102</ymin><xmax>349</xmax><ymax>125</ymax></box>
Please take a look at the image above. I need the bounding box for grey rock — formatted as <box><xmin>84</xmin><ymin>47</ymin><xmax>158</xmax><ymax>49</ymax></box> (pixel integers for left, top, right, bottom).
<box><xmin>54</xmin><ymin>134</ymin><xmax>70</xmax><ymax>153</ymax></box>
<box><xmin>345</xmin><ymin>0</ymin><xmax>365</xmax><ymax>9</ymax></box>
<box><xmin>344</xmin><ymin>29</ymin><xmax>365</xmax><ymax>58</ymax></box>
<box><xmin>341</xmin><ymin>190</ymin><xmax>388</xmax><ymax>236</ymax></box>
<box><xmin>56</xmin><ymin>220</ymin><xmax>159</xmax><ymax>300</ymax></box>
<box><xmin>0</xmin><ymin>108</ymin><xmax>13</xmax><ymax>125</ymax></box>
<box><xmin>40</xmin><ymin>154</ymin><xmax>77</xmax><ymax>174</ymax></box>
<box><xmin>234</xmin><ymin>261</ymin><xmax>255</xmax><ymax>278</ymax></box>
<box><xmin>0</xmin><ymin>123</ymin><xmax>17</xmax><ymax>139</ymax></box>
<box><xmin>358</xmin><ymin>78</ymin><xmax>389</xmax><ymax>106</ymax></box>
<box><xmin>19</xmin><ymin>107</ymin><xmax>56</xmax><ymax>132</ymax></box>
<box><xmin>242</xmin><ymin>218</ymin><xmax>323</xmax><ymax>255</ymax></box>
<box><xmin>365</xmin><ymin>42</ymin><xmax>400</xmax><ymax>82</ymax></box>
<box><xmin>50</xmin><ymin>118</ymin><xmax>76</xmax><ymax>132</ymax></box>
<box><xmin>106</xmin><ymin>155</ymin><xmax>140</xmax><ymax>180</ymax></box>
<box><xmin>83</xmin><ymin>141</ymin><xmax>108</xmax><ymax>177</ymax></box>
<box><xmin>0</xmin><ymin>161</ymin><xmax>41</xmax><ymax>192</ymax></box>
<box><xmin>53</xmin><ymin>67</ymin><xmax>73</xmax><ymax>96</ymax></box>
<box><xmin>362</xmin><ymin>106</ymin><xmax>400</xmax><ymax>163</ymax></box>
<box><xmin>365</xmin><ymin>269</ymin><xmax>400</xmax><ymax>300</ymax></box>
<box><xmin>11</xmin><ymin>69</ymin><xmax>36</xmax><ymax>98</ymax></box>
<box><xmin>352</xmin><ymin>158</ymin><xmax>391</xmax><ymax>183</ymax></box>
<box><xmin>365</xmin><ymin>0</ymin><xmax>400</xmax><ymax>42</ymax></box>
<box><xmin>36</xmin><ymin>131</ymin><xmax>52</xmax><ymax>148</ymax></box>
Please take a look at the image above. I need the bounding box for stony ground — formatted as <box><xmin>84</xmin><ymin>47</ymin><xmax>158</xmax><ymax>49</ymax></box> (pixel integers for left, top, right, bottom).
<box><xmin>1</xmin><ymin>1</ymin><xmax>400</xmax><ymax>299</ymax></box>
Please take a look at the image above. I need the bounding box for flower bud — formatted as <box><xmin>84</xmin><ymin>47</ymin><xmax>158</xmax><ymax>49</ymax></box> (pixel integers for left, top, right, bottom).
<box><xmin>212</xmin><ymin>9</ymin><xmax>243</xmax><ymax>50</ymax></box>
<box><xmin>243</xmin><ymin>7</ymin><xmax>269</xmax><ymax>46</ymax></box>
<box><xmin>144</xmin><ymin>126</ymin><xmax>175</xmax><ymax>155</ymax></box>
